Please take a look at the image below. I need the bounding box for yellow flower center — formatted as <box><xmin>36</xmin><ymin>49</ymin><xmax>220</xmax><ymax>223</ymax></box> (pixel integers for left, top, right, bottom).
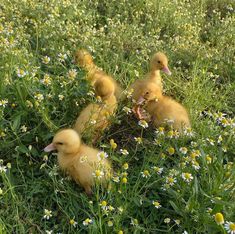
<box><xmin>214</xmin><ymin>212</ymin><xmax>224</xmax><ymax>224</ymax></box>
<box><xmin>101</xmin><ymin>201</ymin><xmax>107</xmax><ymax>206</ymax></box>
<box><xmin>167</xmin><ymin>147</ymin><xmax>175</xmax><ymax>155</ymax></box>
<box><xmin>95</xmin><ymin>170</ymin><xmax>101</xmax><ymax>176</ymax></box>
<box><xmin>229</xmin><ymin>223</ymin><xmax>235</xmax><ymax>231</ymax></box>
<box><xmin>184</xmin><ymin>173</ymin><xmax>191</xmax><ymax>179</ymax></box>
<box><xmin>143</xmin><ymin>170</ymin><xmax>150</xmax><ymax>176</ymax></box>
<box><xmin>70</xmin><ymin>219</ymin><xmax>75</xmax><ymax>225</ymax></box>
<box><xmin>168</xmin><ymin>177</ymin><xmax>174</xmax><ymax>183</ymax></box>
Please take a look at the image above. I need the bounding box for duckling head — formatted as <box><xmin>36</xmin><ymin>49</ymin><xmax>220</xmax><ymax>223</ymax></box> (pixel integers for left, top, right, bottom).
<box><xmin>150</xmin><ymin>52</ymin><xmax>171</xmax><ymax>75</ymax></box>
<box><xmin>44</xmin><ymin>129</ymin><xmax>81</xmax><ymax>155</ymax></box>
<box><xmin>137</xmin><ymin>82</ymin><xmax>163</xmax><ymax>104</ymax></box>
<box><xmin>94</xmin><ymin>78</ymin><xmax>115</xmax><ymax>100</ymax></box>
<box><xmin>74</xmin><ymin>49</ymin><xmax>94</xmax><ymax>68</ymax></box>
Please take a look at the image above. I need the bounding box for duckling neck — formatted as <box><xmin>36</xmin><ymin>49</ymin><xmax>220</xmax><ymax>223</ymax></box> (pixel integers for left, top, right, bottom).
<box><xmin>148</xmin><ymin>70</ymin><xmax>161</xmax><ymax>82</ymax></box>
<box><xmin>85</xmin><ymin>63</ymin><xmax>97</xmax><ymax>73</ymax></box>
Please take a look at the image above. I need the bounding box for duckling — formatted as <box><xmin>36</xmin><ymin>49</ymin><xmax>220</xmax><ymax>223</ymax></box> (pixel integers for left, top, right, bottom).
<box><xmin>44</xmin><ymin>129</ymin><xmax>112</xmax><ymax>195</ymax></box>
<box><xmin>137</xmin><ymin>83</ymin><xmax>191</xmax><ymax>132</ymax></box>
<box><xmin>130</xmin><ymin>52</ymin><xmax>171</xmax><ymax>102</ymax></box>
<box><xmin>74</xmin><ymin>78</ymin><xmax>117</xmax><ymax>141</ymax></box>
<box><xmin>75</xmin><ymin>49</ymin><xmax>123</xmax><ymax>99</ymax></box>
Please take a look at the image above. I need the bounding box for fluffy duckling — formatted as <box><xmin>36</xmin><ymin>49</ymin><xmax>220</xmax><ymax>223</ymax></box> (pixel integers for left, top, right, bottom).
<box><xmin>130</xmin><ymin>52</ymin><xmax>171</xmax><ymax>102</ymax></box>
<box><xmin>75</xmin><ymin>49</ymin><xmax>123</xmax><ymax>99</ymax></box>
<box><xmin>130</xmin><ymin>52</ymin><xmax>171</xmax><ymax>119</ymax></box>
<box><xmin>74</xmin><ymin>78</ymin><xmax>117</xmax><ymax>140</ymax></box>
<box><xmin>137</xmin><ymin>83</ymin><xmax>191</xmax><ymax>132</ymax></box>
<box><xmin>44</xmin><ymin>129</ymin><xmax>112</xmax><ymax>195</ymax></box>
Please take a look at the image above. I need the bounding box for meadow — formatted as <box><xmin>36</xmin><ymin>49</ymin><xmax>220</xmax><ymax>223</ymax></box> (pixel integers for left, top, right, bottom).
<box><xmin>0</xmin><ymin>0</ymin><xmax>235</xmax><ymax>233</ymax></box>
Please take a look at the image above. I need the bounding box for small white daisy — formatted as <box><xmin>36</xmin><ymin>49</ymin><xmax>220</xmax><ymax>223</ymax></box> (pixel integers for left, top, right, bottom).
<box><xmin>224</xmin><ymin>221</ymin><xmax>235</xmax><ymax>234</ymax></box>
<box><xmin>120</xmin><ymin>149</ymin><xmax>129</xmax><ymax>155</ymax></box>
<box><xmin>152</xmin><ymin>200</ymin><xmax>162</xmax><ymax>209</ymax></box>
<box><xmin>138</xmin><ymin>120</ymin><xmax>148</xmax><ymax>128</ymax></box>
<box><xmin>97</xmin><ymin>151</ymin><xmax>108</xmax><ymax>161</ymax></box>
<box><xmin>43</xmin><ymin>209</ymin><xmax>52</xmax><ymax>220</ymax></box>
<box><xmin>82</xmin><ymin>218</ymin><xmax>93</xmax><ymax>226</ymax></box>
<box><xmin>182</xmin><ymin>172</ymin><xmax>193</xmax><ymax>183</ymax></box>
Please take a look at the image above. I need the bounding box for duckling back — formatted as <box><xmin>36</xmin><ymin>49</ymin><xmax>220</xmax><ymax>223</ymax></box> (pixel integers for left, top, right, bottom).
<box><xmin>75</xmin><ymin>49</ymin><xmax>123</xmax><ymax>99</ymax></box>
<box><xmin>146</xmin><ymin>96</ymin><xmax>191</xmax><ymax>131</ymax></box>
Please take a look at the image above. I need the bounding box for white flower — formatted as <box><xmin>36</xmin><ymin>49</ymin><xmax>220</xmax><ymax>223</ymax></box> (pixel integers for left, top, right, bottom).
<box><xmin>206</xmin><ymin>138</ymin><xmax>215</xmax><ymax>146</ymax></box>
<box><xmin>69</xmin><ymin>218</ymin><xmax>78</xmax><ymax>227</ymax></box>
<box><xmin>152</xmin><ymin>200</ymin><xmax>162</xmax><ymax>209</ymax></box>
<box><xmin>0</xmin><ymin>99</ymin><xmax>8</xmax><ymax>107</ymax></box>
<box><xmin>58</xmin><ymin>95</ymin><xmax>64</xmax><ymax>101</ymax></box>
<box><xmin>16</xmin><ymin>68</ymin><xmax>27</xmax><ymax>77</ymax></box>
<box><xmin>224</xmin><ymin>221</ymin><xmax>235</xmax><ymax>234</ymax></box>
<box><xmin>164</xmin><ymin>218</ymin><xmax>171</xmax><ymax>223</ymax></box>
<box><xmin>134</xmin><ymin>137</ymin><xmax>142</xmax><ymax>144</ymax></box>
<box><xmin>182</xmin><ymin>172</ymin><xmax>193</xmax><ymax>183</ymax></box>
<box><xmin>184</xmin><ymin>127</ymin><xmax>194</xmax><ymax>137</ymax></box>
<box><xmin>83</xmin><ymin>218</ymin><xmax>93</xmax><ymax>226</ymax></box>
<box><xmin>58</xmin><ymin>53</ymin><xmax>67</xmax><ymax>62</ymax></box>
<box><xmin>34</xmin><ymin>93</ymin><xmax>44</xmax><ymax>102</ymax></box>
<box><xmin>130</xmin><ymin>218</ymin><xmax>139</xmax><ymax>226</ymax></box>
<box><xmin>92</xmin><ymin>170</ymin><xmax>104</xmax><ymax>179</ymax></box>
<box><xmin>90</xmin><ymin>120</ymin><xmax>97</xmax><ymax>124</ymax></box>
<box><xmin>123</xmin><ymin>106</ymin><xmax>132</xmax><ymax>114</ymax></box>
<box><xmin>41</xmin><ymin>74</ymin><xmax>51</xmax><ymax>86</ymax></box>
<box><xmin>112</xmin><ymin>176</ymin><xmax>120</xmax><ymax>183</ymax></box>
<box><xmin>87</xmin><ymin>90</ymin><xmax>95</xmax><ymax>97</ymax></box>
<box><xmin>20</xmin><ymin>125</ymin><xmax>27</xmax><ymax>133</ymax></box>
<box><xmin>217</xmin><ymin>135</ymin><xmax>223</xmax><ymax>144</ymax></box>
<box><xmin>141</xmin><ymin>170</ymin><xmax>151</xmax><ymax>178</ymax></box>
<box><xmin>152</xmin><ymin>166</ymin><xmax>163</xmax><ymax>175</ymax></box>
<box><xmin>124</xmin><ymin>89</ymin><xmax>133</xmax><ymax>98</ymax></box>
<box><xmin>0</xmin><ymin>165</ymin><xmax>7</xmax><ymax>173</ymax></box>
<box><xmin>138</xmin><ymin>120</ymin><xmax>148</xmax><ymax>128</ymax></box>
<box><xmin>179</xmin><ymin>147</ymin><xmax>188</xmax><ymax>155</ymax></box>
<box><xmin>120</xmin><ymin>149</ymin><xmax>129</xmax><ymax>155</ymax></box>
<box><xmin>43</xmin><ymin>209</ymin><xmax>52</xmax><ymax>220</ymax></box>
<box><xmin>42</xmin><ymin>56</ymin><xmax>51</xmax><ymax>64</ymax></box>
<box><xmin>97</xmin><ymin>151</ymin><xmax>108</xmax><ymax>161</ymax></box>
<box><xmin>107</xmin><ymin>220</ymin><xmax>113</xmax><ymax>227</ymax></box>
<box><xmin>166</xmin><ymin>176</ymin><xmax>177</xmax><ymax>186</ymax></box>
<box><xmin>67</xmin><ymin>69</ymin><xmax>77</xmax><ymax>80</ymax></box>
<box><xmin>45</xmin><ymin>231</ymin><xmax>53</xmax><ymax>234</ymax></box>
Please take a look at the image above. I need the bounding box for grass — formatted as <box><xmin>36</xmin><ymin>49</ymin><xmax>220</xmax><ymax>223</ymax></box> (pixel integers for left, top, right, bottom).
<box><xmin>0</xmin><ymin>0</ymin><xmax>235</xmax><ymax>233</ymax></box>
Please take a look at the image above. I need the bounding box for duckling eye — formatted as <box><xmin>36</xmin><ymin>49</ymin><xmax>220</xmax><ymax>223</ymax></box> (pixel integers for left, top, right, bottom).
<box><xmin>146</xmin><ymin>91</ymin><xmax>149</xmax><ymax>95</ymax></box>
<box><xmin>56</xmin><ymin>142</ymin><xmax>63</xmax><ymax>145</ymax></box>
<box><xmin>157</xmin><ymin>60</ymin><xmax>161</xmax><ymax>64</ymax></box>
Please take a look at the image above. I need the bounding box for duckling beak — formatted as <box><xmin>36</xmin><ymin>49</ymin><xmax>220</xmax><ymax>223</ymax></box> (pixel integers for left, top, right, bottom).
<box><xmin>44</xmin><ymin>143</ymin><xmax>56</xmax><ymax>152</ymax></box>
<box><xmin>162</xmin><ymin>66</ymin><xmax>172</xmax><ymax>75</ymax></box>
<box><xmin>137</xmin><ymin>96</ymin><xmax>145</xmax><ymax>105</ymax></box>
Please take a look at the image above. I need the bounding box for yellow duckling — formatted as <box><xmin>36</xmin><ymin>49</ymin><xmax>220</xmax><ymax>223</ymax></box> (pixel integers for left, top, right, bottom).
<box><xmin>137</xmin><ymin>82</ymin><xmax>191</xmax><ymax>132</ymax></box>
<box><xmin>130</xmin><ymin>52</ymin><xmax>171</xmax><ymax>102</ymax></box>
<box><xmin>74</xmin><ymin>78</ymin><xmax>117</xmax><ymax>141</ymax></box>
<box><xmin>44</xmin><ymin>129</ymin><xmax>112</xmax><ymax>195</ymax></box>
<box><xmin>75</xmin><ymin>49</ymin><xmax>123</xmax><ymax>99</ymax></box>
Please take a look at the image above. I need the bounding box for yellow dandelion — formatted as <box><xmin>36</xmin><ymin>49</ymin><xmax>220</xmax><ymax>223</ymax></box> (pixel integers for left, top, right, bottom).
<box><xmin>122</xmin><ymin>177</ymin><xmax>127</xmax><ymax>184</ymax></box>
<box><xmin>122</xmin><ymin>163</ymin><xmax>129</xmax><ymax>170</ymax></box>
<box><xmin>110</xmin><ymin>139</ymin><xmax>117</xmax><ymax>149</ymax></box>
<box><xmin>214</xmin><ymin>212</ymin><xmax>224</xmax><ymax>225</ymax></box>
